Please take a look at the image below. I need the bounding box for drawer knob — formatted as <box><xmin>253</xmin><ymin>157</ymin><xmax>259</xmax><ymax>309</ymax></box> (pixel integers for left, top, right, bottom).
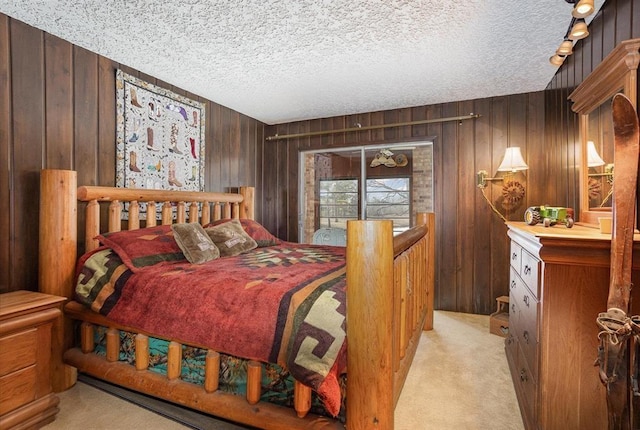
<box><xmin>512</xmin><ymin>252</ymin><xmax>518</xmax><ymax>260</ymax></box>
<box><xmin>510</xmin><ymin>280</ymin><xmax>516</xmax><ymax>289</ymax></box>
<box><xmin>511</xmin><ymin>304</ymin><xmax>516</xmax><ymax>314</ymax></box>
<box><xmin>524</xmin><ymin>265</ymin><xmax>531</xmax><ymax>275</ymax></box>
<box><xmin>520</xmin><ymin>369</ymin><xmax>528</xmax><ymax>382</ymax></box>
<box><xmin>523</xmin><ymin>330</ymin><xmax>530</xmax><ymax>344</ymax></box>
<box><xmin>523</xmin><ymin>295</ymin><xmax>530</xmax><ymax>307</ymax></box>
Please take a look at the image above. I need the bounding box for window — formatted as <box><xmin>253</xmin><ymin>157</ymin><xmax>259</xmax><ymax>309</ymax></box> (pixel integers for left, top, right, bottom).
<box><xmin>318</xmin><ymin>177</ymin><xmax>411</xmax><ymax>233</ymax></box>
<box><xmin>319</xmin><ymin>179</ymin><xmax>358</xmax><ymax>229</ymax></box>
<box><xmin>366</xmin><ymin>178</ymin><xmax>411</xmax><ymax>233</ymax></box>
<box><xmin>300</xmin><ymin>142</ymin><xmax>433</xmax><ymax>243</ymax></box>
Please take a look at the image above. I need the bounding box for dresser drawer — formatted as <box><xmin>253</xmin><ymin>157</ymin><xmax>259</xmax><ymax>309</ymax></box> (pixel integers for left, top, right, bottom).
<box><xmin>509</xmin><ymin>267</ymin><xmax>519</xmax><ymax>297</ymax></box>
<box><xmin>505</xmin><ymin>330</ymin><xmax>518</xmax><ymax>360</ymax></box>
<box><xmin>0</xmin><ymin>328</ymin><xmax>38</xmax><ymax>377</ymax></box>
<box><xmin>511</xmin><ymin>269</ymin><xmax>539</xmax><ymax>376</ymax></box>
<box><xmin>520</xmin><ymin>249</ymin><xmax>540</xmax><ymax>298</ymax></box>
<box><xmin>0</xmin><ymin>365</ymin><xmax>37</xmax><ymax>415</ymax></box>
<box><xmin>510</xmin><ymin>241</ymin><xmax>522</xmax><ymax>273</ymax></box>
<box><xmin>517</xmin><ymin>299</ymin><xmax>538</xmax><ymax>378</ymax></box>
<box><xmin>516</xmin><ymin>343</ymin><xmax>537</xmax><ymax>424</ymax></box>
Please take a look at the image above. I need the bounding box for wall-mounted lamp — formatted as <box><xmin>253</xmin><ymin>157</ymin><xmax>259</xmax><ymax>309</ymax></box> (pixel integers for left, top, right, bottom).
<box><xmin>477</xmin><ymin>147</ymin><xmax>529</xmax><ymax>188</ymax></box>
<box><xmin>587</xmin><ymin>140</ymin><xmax>605</xmax><ymax>167</ymax></box>
<box><xmin>477</xmin><ymin>147</ymin><xmax>529</xmax><ymax>222</ymax></box>
<box><xmin>586</xmin><ymin>140</ymin><xmax>614</xmax><ymax>184</ymax></box>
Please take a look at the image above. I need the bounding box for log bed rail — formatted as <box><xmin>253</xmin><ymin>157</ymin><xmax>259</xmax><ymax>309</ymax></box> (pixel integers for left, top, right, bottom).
<box><xmin>38</xmin><ymin>169</ymin><xmax>435</xmax><ymax>430</ymax></box>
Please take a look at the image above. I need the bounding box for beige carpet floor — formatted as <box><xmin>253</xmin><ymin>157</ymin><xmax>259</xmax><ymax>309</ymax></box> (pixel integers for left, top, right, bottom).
<box><xmin>43</xmin><ymin>311</ymin><xmax>524</xmax><ymax>430</ymax></box>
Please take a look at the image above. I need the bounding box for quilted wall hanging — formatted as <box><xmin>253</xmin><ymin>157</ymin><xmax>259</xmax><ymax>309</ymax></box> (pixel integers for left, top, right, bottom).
<box><xmin>116</xmin><ymin>69</ymin><xmax>206</xmax><ymax>192</ymax></box>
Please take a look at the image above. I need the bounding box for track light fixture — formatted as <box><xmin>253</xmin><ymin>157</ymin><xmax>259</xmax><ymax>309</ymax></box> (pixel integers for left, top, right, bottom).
<box><xmin>550</xmin><ymin>1</ymin><xmax>596</xmax><ymax>67</ymax></box>
<box><xmin>572</xmin><ymin>0</ymin><xmax>595</xmax><ymax>18</ymax></box>
<box><xmin>549</xmin><ymin>54</ymin><xmax>566</xmax><ymax>66</ymax></box>
<box><xmin>569</xmin><ymin>18</ymin><xmax>589</xmax><ymax>40</ymax></box>
<box><xmin>556</xmin><ymin>40</ymin><xmax>574</xmax><ymax>56</ymax></box>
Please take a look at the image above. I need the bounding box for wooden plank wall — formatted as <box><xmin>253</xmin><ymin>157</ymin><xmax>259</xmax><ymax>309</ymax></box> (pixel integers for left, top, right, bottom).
<box><xmin>0</xmin><ymin>15</ymin><xmax>264</xmax><ymax>294</ymax></box>
<box><xmin>1</xmin><ymin>0</ymin><xmax>636</xmax><ymax>314</ymax></box>
<box><xmin>263</xmin><ymin>93</ymin><xmax>546</xmax><ymax>314</ymax></box>
<box><xmin>546</xmin><ymin>0</ymin><xmax>639</xmax><ymax>216</ymax></box>
<box><xmin>262</xmin><ymin>0</ymin><xmax>638</xmax><ymax>314</ymax></box>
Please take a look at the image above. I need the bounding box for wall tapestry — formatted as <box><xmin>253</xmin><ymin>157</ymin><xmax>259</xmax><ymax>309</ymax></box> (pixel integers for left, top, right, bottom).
<box><xmin>116</xmin><ymin>70</ymin><xmax>205</xmax><ymax>193</ymax></box>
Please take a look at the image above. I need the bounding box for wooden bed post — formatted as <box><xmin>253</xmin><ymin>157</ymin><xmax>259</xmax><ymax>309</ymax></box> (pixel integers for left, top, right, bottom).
<box><xmin>39</xmin><ymin>169</ymin><xmax>78</xmax><ymax>391</ymax></box>
<box><xmin>239</xmin><ymin>186</ymin><xmax>255</xmax><ymax>219</ymax></box>
<box><xmin>346</xmin><ymin>219</ymin><xmax>394</xmax><ymax>430</ymax></box>
<box><xmin>417</xmin><ymin>212</ymin><xmax>436</xmax><ymax>331</ymax></box>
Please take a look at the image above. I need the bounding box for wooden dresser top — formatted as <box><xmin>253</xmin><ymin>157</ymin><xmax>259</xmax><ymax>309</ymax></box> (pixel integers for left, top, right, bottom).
<box><xmin>507</xmin><ymin>222</ymin><xmax>640</xmax><ymax>241</ymax></box>
<box><xmin>0</xmin><ymin>291</ymin><xmax>66</xmax><ymax>321</ymax></box>
<box><xmin>506</xmin><ymin>222</ymin><xmax>640</xmax><ymax>267</ymax></box>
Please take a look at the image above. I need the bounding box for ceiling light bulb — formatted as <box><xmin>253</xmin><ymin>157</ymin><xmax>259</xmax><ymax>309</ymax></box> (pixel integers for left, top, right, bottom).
<box><xmin>556</xmin><ymin>40</ymin><xmax>574</xmax><ymax>56</ymax></box>
<box><xmin>572</xmin><ymin>0</ymin><xmax>595</xmax><ymax>18</ymax></box>
<box><xmin>569</xmin><ymin>20</ymin><xmax>589</xmax><ymax>40</ymax></box>
<box><xmin>549</xmin><ymin>54</ymin><xmax>565</xmax><ymax>66</ymax></box>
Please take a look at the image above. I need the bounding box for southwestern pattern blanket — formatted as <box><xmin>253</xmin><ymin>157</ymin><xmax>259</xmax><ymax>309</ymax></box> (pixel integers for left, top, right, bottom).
<box><xmin>75</xmin><ymin>243</ymin><xmax>347</xmax><ymax>415</ymax></box>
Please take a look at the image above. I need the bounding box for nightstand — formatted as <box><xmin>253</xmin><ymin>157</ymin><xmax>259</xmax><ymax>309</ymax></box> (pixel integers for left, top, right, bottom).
<box><xmin>0</xmin><ymin>290</ymin><xmax>66</xmax><ymax>429</ymax></box>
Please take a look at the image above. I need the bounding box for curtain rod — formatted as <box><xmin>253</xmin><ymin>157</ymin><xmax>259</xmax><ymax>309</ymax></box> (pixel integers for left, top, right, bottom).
<box><xmin>265</xmin><ymin>113</ymin><xmax>481</xmax><ymax>141</ymax></box>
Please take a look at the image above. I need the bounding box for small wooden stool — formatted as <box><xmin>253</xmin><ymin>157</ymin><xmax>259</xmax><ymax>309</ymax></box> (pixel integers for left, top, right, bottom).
<box><xmin>489</xmin><ymin>295</ymin><xmax>509</xmax><ymax>337</ymax></box>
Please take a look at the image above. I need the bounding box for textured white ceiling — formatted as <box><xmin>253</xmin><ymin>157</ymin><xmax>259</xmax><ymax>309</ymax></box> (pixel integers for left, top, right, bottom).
<box><xmin>1</xmin><ymin>0</ymin><xmax>604</xmax><ymax>124</ymax></box>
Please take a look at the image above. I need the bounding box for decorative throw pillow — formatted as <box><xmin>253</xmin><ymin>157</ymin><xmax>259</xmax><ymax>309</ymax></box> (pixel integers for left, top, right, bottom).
<box><xmin>75</xmin><ymin>248</ymin><xmax>132</xmax><ymax>315</ymax></box>
<box><xmin>171</xmin><ymin>223</ymin><xmax>220</xmax><ymax>264</ymax></box>
<box><xmin>205</xmin><ymin>219</ymin><xmax>258</xmax><ymax>257</ymax></box>
<box><xmin>207</xmin><ymin>218</ymin><xmax>281</xmax><ymax>247</ymax></box>
<box><xmin>97</xmin><ymin>225</ymin><xmax>186</xmax><ymax>272</ymax></box>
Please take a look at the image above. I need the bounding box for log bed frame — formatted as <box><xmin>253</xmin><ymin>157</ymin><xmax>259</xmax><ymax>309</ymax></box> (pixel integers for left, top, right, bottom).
<box><xmin>38</xmin><ymin>169</ymin><xmax>435</xmax><ymax>430</ymax></box>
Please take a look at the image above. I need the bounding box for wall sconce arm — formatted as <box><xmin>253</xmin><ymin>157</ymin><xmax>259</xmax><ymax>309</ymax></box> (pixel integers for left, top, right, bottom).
<box><xmin>477</xmin><ymin>170</ymin><xmax>504</xmax><ymax>188</ymax></box>
<box><xmin>588</xmin><ymin>164</ymin><xmax>614</xmax><ymax>184</ymax></box>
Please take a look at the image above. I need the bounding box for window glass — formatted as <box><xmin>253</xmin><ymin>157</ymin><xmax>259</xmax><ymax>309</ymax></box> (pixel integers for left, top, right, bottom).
<box><xmin>366</xmin><ymin>178</ymin><xmax>411</xmax><ymax>233</ymax></box>
<box><xmin>319</xmin><ymin>179</ymin><xmax>358</xmax><ymax>229</ymax></box>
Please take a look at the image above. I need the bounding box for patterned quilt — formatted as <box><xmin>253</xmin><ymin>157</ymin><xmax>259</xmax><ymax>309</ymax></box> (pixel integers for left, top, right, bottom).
<box><xmin>75</xmin><ymin>243</ymin><xmax>347</xmax><ymax>415</ymax></box>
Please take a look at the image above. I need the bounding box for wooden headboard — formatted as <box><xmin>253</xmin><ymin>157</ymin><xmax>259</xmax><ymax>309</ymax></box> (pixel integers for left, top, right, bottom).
<box><xmin>37</xmin><ymin>169</ymin><xmax>255</xmax><ymax>392</ymax></box>
<box><xmin>38</xmin><ymin>169</ymin><xmax>255</xmax><ymax>302</ymax></box>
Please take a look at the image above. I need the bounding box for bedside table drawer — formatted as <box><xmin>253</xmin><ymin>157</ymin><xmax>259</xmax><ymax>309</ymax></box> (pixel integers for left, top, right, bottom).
<box><xmin>0</xmin><ymin>365</ymin><xmax>37</xmax><ymax>415</ymax></box>
<box><xmin>0</xmin><ymin>290</ymin><xmax>66</xmax><ymax>428</ymax></box>
<box><xmin>0</xmin><ymin>328</ymin><xmax>38</xmax><ymax>377</ymax></box>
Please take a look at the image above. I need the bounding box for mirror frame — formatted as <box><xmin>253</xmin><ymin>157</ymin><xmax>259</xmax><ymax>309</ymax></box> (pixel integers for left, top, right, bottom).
<box><xmin>569</xmin><ymin>38</ymin><xmax>640</xmax><ymax>226</ymax></box>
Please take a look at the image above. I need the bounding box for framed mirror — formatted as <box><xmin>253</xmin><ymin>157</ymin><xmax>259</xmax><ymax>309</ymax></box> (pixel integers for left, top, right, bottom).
<box><xmin>569</xmin><ymin>38</ymin><xmax>640</xmax><ymax>226</ymax></box>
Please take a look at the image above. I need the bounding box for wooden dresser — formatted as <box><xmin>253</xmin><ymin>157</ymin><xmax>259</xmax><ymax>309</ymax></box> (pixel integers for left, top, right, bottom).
<box><xmin>506</xmin><ymin>222</ymin><xmax>640</xmax><ymax>430</ymax></box>
<box><xmin>0</xmin><ymin>290</ymin><xmax>66</xmax><ymax>429</ymax></box>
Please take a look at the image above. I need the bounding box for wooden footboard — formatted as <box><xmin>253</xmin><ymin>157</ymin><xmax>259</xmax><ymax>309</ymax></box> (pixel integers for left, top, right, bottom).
<box><xmin>346</xmin><ymin>213</ymin><xmax>434</xmax><ymax>429</ymax></box>
<box><xmin>38</xmin><ymin>169</ymin><xmax>435</xmax><ymax>430</ymax></box>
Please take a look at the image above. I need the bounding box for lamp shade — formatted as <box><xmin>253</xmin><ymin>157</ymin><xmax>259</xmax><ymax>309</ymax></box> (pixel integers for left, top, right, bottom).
<box><xmin>497</xmin><ymin>147</ymin><xmax>529</xmax><ymax>172</ymax></box>
<box><xmin>587</xmin><ymin>140</ymin><xmax>605</xmax><ymax>167</ymax></box>
<box><xmin>549</xmin><ymin>54</ymin><xmax>565</xmax><ymax>66</ymax></box>
<box><xmin>569</xmin><ymin>20</ymin><xmax>589</xmax><ymax>40</ymax></box>
<box><xmin>572</xmin><ymin>0</ymin><xmax>595</xmax><ymax>18</ymax></box>
<box><xmin>556</xmin><ymin>40</ymin><xmax>574</xmax><ymax>56</ymax></box>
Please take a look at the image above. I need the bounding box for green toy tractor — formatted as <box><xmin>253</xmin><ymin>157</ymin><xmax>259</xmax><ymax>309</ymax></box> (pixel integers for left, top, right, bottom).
<box><xmin>524</xmin><ymin>206</ymin><xmax>574</xmax><ymax>228</ymax></box>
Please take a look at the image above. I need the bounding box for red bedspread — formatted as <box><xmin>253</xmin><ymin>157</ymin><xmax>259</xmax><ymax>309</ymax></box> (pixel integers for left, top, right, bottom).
<box><xmin>76</xmin><ymin>243</ymin><xmax>347</xmax><ymax>415</ymax></box>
